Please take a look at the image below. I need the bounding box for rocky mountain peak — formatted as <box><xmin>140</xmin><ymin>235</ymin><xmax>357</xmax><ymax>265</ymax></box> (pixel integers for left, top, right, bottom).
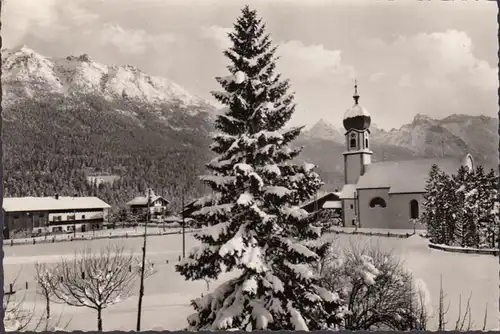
<box><xmin>2</xmin><ymin>45</ymin><xmax>216</xmax><ymax>110</ymax></box>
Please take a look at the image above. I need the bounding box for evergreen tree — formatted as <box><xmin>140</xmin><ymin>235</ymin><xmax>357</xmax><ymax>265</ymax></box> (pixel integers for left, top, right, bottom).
<box><xmin>175</xmin><ymin>6</ymin><xmax>344</xmax><ymax>331</ymax></box>
<box><xmin>422</xmin><ymin>164</ymin><xmax>447</xmax><ymax>244</ymax></box>
<box><xmin>440</xmin><ymin>170</ymin><xmax>458</xmax><ymax>245</ymax></box>
<box><xmin>477</xmin><ymin>168</ymin><xmax>498</xmax><ymax>248</ymax></box>
<box><xmin>450</xmin><ymin>166</ymin><xmax>469</xmax><ymax>246</ymax></box>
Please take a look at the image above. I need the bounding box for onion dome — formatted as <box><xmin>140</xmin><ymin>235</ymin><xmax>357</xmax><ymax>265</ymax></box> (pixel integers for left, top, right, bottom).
<box><xmin>343</xmin><ymin>81</ymin><xmax>371</xmax><ymax>131</ymax></box>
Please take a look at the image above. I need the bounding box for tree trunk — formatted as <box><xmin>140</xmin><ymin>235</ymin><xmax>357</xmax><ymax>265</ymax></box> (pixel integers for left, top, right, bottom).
<box><xmin>97</xmin><ymin>307</ymin><xmax>103</xmax><ymax>331</ymax></box>
<box><xmin>46</xmin><ymin>298</ymin><xmax>50</xmax><ymax>321</ymax></box>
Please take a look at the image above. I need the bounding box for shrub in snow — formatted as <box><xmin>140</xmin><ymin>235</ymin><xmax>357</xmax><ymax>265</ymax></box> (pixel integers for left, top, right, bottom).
<box><xmin>318</xmin><ymin>239</ymin><xmax>429</xmax><ymax>331</ymax></box>
<box><xmin>176</xmin><ymin>5</ymin><xmax>345</xmax><ymax>331</ymax></box>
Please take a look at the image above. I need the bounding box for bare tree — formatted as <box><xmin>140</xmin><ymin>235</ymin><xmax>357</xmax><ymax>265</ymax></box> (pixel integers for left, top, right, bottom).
<box><xmin>4</xmin><ymin>270</ymin><xmax>71</xmax><ymax>331</ymax></box>
<box><xmin>34</xmin><ymin>262</ymin><xmax>58</xmax><ymax>322</ymax></box>
<box><xmin>319</xmin><ymin>239</ymin><xmax>490</xmax><ymax>331</ymax></box>
<box><xmin>319</xmin><ymin>238</ymin><xmax>426</xmax><ymax>330</ymax></box>
<box><xmin>49</xmin><ymin>246</ymin><xmax>140</xmax><ymax>331</ymax></box>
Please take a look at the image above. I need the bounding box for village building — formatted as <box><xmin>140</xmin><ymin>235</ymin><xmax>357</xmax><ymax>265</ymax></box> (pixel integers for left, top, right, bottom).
<box><xmin>338</xmin><ymin>83</ymin><xmax>474</xmax><ymax>229</ymax></box>
<box><xmin>126</xmin><ymin>194</ymin><xmax>170</xmax><ymax>219</ymax></box>
<box><xmin>2</xmin><ymin>195</ymin><xmax>111</xmax><ymax>238</ymax></box>
<box><xmin>301</xmin><ymin>191</ymin><xmax>342</xmax><ymax>214</ymax></box>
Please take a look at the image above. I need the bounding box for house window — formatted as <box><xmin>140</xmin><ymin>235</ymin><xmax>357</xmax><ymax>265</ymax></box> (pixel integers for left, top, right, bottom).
<box><xmin>82</xmin><ymin>215</ymin><xmax>86</xmax><ymax>220</ymax></box>
<box><xmin>369</xmin><ymin>197</ymin><xmax>387</xmax><ymax>208</ymax></box>
<box><xmin>410</xmin><ymin>200</ymin><xmax>419</xmax><ymax>219</ymax></box>
<box><xmin>351</xmin><ymin>219</ymin><xmax>355</xmax><ymax>226</ymax></box>
<box><xmin>350</xmin><ymin>133</ymin><xmax>357</xmax><ymax>148</ymax></box>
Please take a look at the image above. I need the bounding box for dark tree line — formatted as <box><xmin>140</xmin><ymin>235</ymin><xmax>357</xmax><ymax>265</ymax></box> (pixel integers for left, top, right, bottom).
<box><xmin>421</xmin><ymin>164</ymin><xmax>498</xmax><ymax>249</ymax></box>
<box><xmin>3</xmin><ymin>93</ymin><xmax>213</xmax><ymax>213</ymax></box>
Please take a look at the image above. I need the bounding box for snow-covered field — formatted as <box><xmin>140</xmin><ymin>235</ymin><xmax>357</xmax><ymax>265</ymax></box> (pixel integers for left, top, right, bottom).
<box><xmin>4</xmin><ymin>232</ymin><xmax>497</xmax><ymax>331</ymax></box>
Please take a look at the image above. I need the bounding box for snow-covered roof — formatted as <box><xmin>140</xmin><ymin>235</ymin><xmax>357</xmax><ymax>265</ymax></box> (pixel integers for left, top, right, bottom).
<box><xmin>322</xmin><ymin>201</ymin><xmax>342</xmax><ymax>209</ymax></box>
<box><xmin>339</xmin><ymin>184</ymin><xmax>357</xmax><ymax>199</ymax></box>
<box><xmin>300</xmin><ymin>192</ymin><xmax>341</xmax><ymax>211</ymax></box>
<box><xmin>3</xmin><ymin>196</ymin><xmax>111</xmax><ymax>213</ymax></box>
<box><xmin>356</xmin><ymin>156</ymin><xmax>470</xmax><ymax>194</ymax></box>
<box><xmin>126</xmin><ymin>195</ymin><xmax>170</xmax><ymax>206</ymax></box>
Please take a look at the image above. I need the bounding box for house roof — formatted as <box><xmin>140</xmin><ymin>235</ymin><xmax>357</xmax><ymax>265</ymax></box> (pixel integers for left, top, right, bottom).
<box><xmin>300</xmin><ymin>192</ymin><xmax>340</xmax><ymax>208</ymax></box>
<box><xmin>322</xmin><ymin>201</ymin><xmax>342</xmax><ymax>209</ymax></box>
<box><xmin>356</xmin><ymin>155</ymin><xmax>471</xmax><ymax>194</ymax></box>
<box><xmin>3</xmin><ymin>196</ymin><xmax>111</xmax><ymax>213</ymax></box>
<box><xmin>126</xmin><ymin>195</ymin><xmax>170</xmax><ymax>206</ymax></box>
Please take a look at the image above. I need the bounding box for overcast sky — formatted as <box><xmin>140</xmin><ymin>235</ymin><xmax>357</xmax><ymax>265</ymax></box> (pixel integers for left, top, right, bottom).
<box><xmin>3</xmin><ymin>0</ymin><xmax>497</xmax><ymax>130</ymax></box>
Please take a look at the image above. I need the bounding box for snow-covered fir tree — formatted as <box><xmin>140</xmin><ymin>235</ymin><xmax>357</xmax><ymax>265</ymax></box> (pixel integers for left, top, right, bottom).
<box><xmin>422</xmin><ymin>164</ymin><xmax>450</xmax><ymax>244</ymax></box>
<box><xmin>423</xmin><ymin>163</ymin><xmax>498</xmax><ymax>249</ymax></box>
<box><xmin>476</xmin><ymin>168</ymin><xmax>498</xmax><ymax>248</ymax></box>
<box><xmin>450</xmin><ymin>166</ymin><xmax>472</xmax><ymax>247</ymax></box>
<box><xmin>175</xmin><ymin>6</ymin><xmax>345</xmax><ymax>331</ymax></box>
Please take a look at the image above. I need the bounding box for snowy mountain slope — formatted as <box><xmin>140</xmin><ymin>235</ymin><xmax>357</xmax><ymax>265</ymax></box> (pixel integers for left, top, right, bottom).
<box><xmin>302</xmin><ymin>118</ymin><xmax>344</xmax><ymax>142</ymax></box>
<box><xmin>2</xmin><ymin>45</ymin><xmax>213</xmax><ymax>111</ymax></box>
<box><xmin>2</xmin><ymin>45</ymin><xmax>496</xmax><ymax>201</ymax></box>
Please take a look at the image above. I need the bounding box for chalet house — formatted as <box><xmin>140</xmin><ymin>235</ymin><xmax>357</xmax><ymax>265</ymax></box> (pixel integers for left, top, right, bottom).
<box><xmin>3</xmin><ymin>195</ymin><xmax>111</xmax><ymax>238</ymax></box>
<box><xmin>301</xmin><ymin>192</ymin><xmax>342</xmax><ymax>213</ymax></box>
<box><xmin>338</xmin><ymin>83</ymin><xmax>474</xmax><ymax>229</ymax></box>
<box><xmin>126</xmin><ymin>195</ymin><xmax>170</xmax><ymax>218</ymax></box>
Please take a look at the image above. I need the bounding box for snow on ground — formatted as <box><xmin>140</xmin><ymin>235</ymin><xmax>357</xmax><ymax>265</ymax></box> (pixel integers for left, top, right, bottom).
<box><xmin>4</xmin><ymin>232</ymin><xmax>497</xmax><ymax>331</ymax></box>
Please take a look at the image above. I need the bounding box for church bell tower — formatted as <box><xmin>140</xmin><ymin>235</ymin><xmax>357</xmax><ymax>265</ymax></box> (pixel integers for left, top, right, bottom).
<box><xmin>342</xmin><ymin>81</ymin><xmax>373</xmax><ymax>185</ymax></box>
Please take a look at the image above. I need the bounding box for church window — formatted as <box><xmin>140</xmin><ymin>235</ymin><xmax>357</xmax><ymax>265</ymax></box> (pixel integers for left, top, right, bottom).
<box><xmin>410</xmin><ymin>200</ymin><xmax>419</xmax><ymax>219</ymax></box>
<box><xmin>350</xmin><ymin>133</ymin><xmax>357</xmax><ymax>148</ymax></box>
<box><xmin>369</xmin><ymin>197</ymin><xmax>387</xmax><ymax>208</ymax></box>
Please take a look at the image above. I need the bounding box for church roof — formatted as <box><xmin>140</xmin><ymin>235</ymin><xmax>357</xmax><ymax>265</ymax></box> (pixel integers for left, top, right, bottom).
<box><xmin>339</xmin><ymin>184</ymin><xmax>357</xmax><ymax>199</ymax></box>
<box><xmin>356</xmin><ymin>156</ymin><xmax>470</xmax><ymax>194</ymax></box>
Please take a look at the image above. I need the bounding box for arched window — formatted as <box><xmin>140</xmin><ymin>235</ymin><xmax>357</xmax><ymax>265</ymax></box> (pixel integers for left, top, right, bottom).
<box><xmin>350</xmin><ymin>133</ymin><xmax>357</xmax><ymax>148</ymax></box>
<box><xmin>369</xmin><ymin>197</ymin><xmax>387</xmax><ymax>208</ymax></box>
<box><xmin>410</xmin><ymin>200</ymin><xmax>419</xmax><ymax>219</ymax></box>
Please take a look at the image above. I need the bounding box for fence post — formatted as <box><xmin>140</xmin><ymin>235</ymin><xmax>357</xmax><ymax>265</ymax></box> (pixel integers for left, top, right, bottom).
<box><xmin>129</xmin><ymin>265</ymin><xmax>132</xmax><ymax>272</ymax></box>
<box><xmin>26</xmin><ymin>281</ymin><xmax>28</xmax><ymax>289</ymax></box>
<box><xmin>9</xmin><ymin>283</ymin><xmax>12</xmax><ymax>294</ymax></box>
<box><xmin>10</xmin><ymin>239</ymin><xmax>13</xmax><ymax>246</ymax></box>
<box><xmin>178</xmin><ymin>255</ymin><xmax>181</xmax><ymax>261</ymax></box>
<box><xmin>33</xmin><ymin>238</ymin><xmax>36</xmax><ymax>245</ymax></box>
<box><xmin>81</xmin><ymin>271</ymin><xmax>85</xmax><ymax>279</ymax></box>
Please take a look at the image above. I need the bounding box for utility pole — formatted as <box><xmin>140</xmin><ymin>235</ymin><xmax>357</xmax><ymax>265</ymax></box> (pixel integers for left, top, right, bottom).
<box><xmin>136</xmin><ymin>188</ymin><xmax>151</xmax><ymax>331</ymax></box>
<box><xmin>182</xmin><ymin>189</ymin><xmax>186</xmax><ymax>259</ymax></box>
<box><xmin>73</xmin><ymin>209</ymin><xmax>76</xmax><ymax>239</ymax></box>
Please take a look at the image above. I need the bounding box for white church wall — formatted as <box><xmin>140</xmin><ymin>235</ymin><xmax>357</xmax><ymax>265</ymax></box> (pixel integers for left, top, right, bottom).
<box><xmin>357</xmin><ymin>188</ymin><xmax>391</xmax><ymax>228</ymax></box>
<box><xmin>388</xmin><ymin>193</ymin><xmax>426</xmax><ymax>230</ymax></box>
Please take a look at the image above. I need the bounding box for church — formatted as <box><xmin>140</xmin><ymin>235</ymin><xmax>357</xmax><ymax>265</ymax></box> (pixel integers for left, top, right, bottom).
<box><xmin>338</xmin><ymin>84</ymin><xmax>474</xmax><ymax>230</ymax></box>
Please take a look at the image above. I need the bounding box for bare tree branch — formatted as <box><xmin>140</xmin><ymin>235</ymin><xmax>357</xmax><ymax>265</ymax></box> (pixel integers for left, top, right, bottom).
<box><xmin>48</xmin><ymin>245</ymin><xmax>151</xmax><ymax>331</ymax></box>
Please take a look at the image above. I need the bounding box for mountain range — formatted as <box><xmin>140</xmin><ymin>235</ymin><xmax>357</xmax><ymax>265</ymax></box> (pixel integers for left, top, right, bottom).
<box><xmin>2</xmin><ymin>46</ymin><xmax>497</xmax><ymax>209</ymax></box>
